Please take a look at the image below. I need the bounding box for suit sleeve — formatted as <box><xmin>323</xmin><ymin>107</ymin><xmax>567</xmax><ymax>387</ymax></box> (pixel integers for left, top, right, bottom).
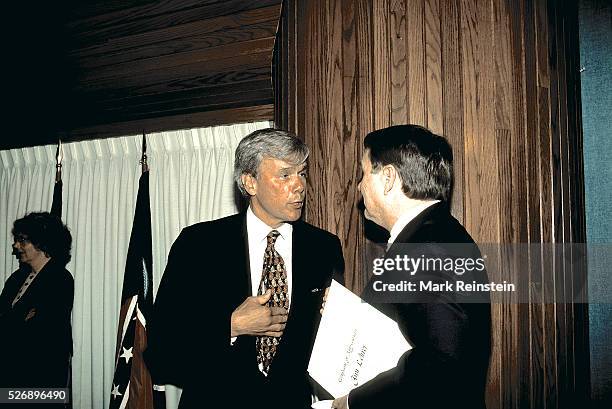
<box><xmin>352</xmin><ymin>305</ymin><xmax>474</xmax><ymax>403</ymax></box>
<box><xmin>145</xmin><ymin>230</ymin><xmax>192</xmax><ymax>387</ymax></box>
<box><xmin>145</xmin><ymin>228</ymin><xmax>234</xmax><ymax>388</ymax></box>
<box><xmin>331</xmin><ymin>235</ymin><xmax>345</xmax><ymax>286</ymax></box>
<box><xmin>348</xmin><ymin>247</ymin><xmax>489</xmax><ymax>408</ymax></box>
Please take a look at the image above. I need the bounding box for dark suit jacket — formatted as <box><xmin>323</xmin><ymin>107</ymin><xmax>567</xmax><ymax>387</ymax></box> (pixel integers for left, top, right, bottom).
<box><xmin>351</xmin><ymin>203</ymin><xmax>491</xmax><ymax>409</ymax></box>
<box><xmin>145</xmin><ymin>212</ymin><xmax>344</xmax><ymax>408</ymax></box>
<box><xmin>0</xmin><ymin>259</ymin><xmax>74</xmax><ymax>388</ymax></box>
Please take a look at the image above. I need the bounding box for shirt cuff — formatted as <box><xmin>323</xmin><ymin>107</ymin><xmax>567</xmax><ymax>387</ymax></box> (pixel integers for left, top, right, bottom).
<box><xmin>230</xmin><ymin>336</ymin><xmax>237</xmax><ymax>345</ymax></box>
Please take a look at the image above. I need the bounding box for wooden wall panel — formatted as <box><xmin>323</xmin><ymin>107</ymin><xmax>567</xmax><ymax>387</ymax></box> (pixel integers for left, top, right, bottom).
<box><xmin>276</xmin><ymin>0</ymin><xmax>589</xmax><ymax>408</ymax></box>
<box><xmin>390</xmin><ymin>0</ymin><xmax>407</xmax><ymax>125</ymax></box>
<box><xmin>71</xmin><ymin>7</ymin><xmax>281</xmax><ymax>65</ymax></box>
<box><xmin>65</xmin><ymin>1</ymin><xmax>281</xmax><ymax>132</ymax></box>
<box><xmin>494</xmin><ymin>1</ymin><xmax>525</xmax><ymax>407</ymax></box>
<box><xmin>3</xmin><ymin>0</ymin><xmax>281</xmax><ymax>150</ymax></box>
<box><xmin>440</xmin><ymin>0</ymin><xmax>464</xmax><ymax>222</ymax></box>
<box><xmin>407</xmin><ymin>0</ymin><xmax>427</xmax><ymax>126</ymax></box>
<box><xmin>373</xmin><ymin>0</ymin><xmax>392</xmax><ymax>129</ymax></box>
<box><xmin>424</xmin><ymin>0</ymin><xmax>443</xmax><ymax>135</ymax></box>
<box><xmin>65</xmin><ymin>0</ymin><xmax>281</xmax><ymax>47</ymax></box>
<box><xmin>64</xmin><ymin>105</ymin><xmax>274</xmax><ymax>142</ymax></box>
<box><xmin>340</xmin><ymin>0</ymin><xmax>373</xmax><ymax>291</ymax></box>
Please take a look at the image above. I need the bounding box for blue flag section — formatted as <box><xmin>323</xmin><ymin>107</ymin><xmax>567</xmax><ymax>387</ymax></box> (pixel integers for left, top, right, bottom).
<box><xmin>109</xmin><ymin>171</ymin><xmax>165</xmax><ymax>409</ymax></box>
<box><xmin>50</xmin><ymin>166</ymin><xmax>71</xmax><ymax>409</ymax></box>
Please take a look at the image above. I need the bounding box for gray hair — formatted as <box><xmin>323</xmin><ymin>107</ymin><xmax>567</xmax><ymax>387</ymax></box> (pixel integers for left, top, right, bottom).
<box><xmin>234</xmin><ymin>128</ymin><xmax>309</xmax><ymax>197</ymax></box>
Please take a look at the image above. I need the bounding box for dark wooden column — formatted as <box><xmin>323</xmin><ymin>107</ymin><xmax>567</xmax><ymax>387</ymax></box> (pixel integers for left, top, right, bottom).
<box><xmin>275</xmin><ymin>0</ymin><xmax>589</xmax><ymax>408</ymax></box>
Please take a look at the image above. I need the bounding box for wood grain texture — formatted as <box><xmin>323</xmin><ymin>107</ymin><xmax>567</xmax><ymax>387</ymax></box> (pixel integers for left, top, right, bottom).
<box><xmin>440</xmin><ymin>0</ymin><xmax>464</xmax><ymax>222</ymax></box>
<box><xmin>0</xmin><ymin>0</ymin><xmax>282</xmax><ymax>150</ymax></box>
<box><xmin>407</xmin><ymin>0</ymin><xmax>426</xmax><ymax>126</ymax></box>
<box><xmin>550</xmin><ymin>2</ymin><xmax>571</xmax><ymax>404</ymax></box>
<box><xmin>276</xmin><ymin>0</ymin><xmax>589</xmax><ymax>408</ymax></box>
<box><xmin>66</xmin><ymin>0</ymin><xmax>281</xmax><ymax>47</ymax></box>
<box><xmin>565</xmin><ymin>1</ymin><xmax>590</xmax><ymax>404</ymax></box>
<box><xmin>71</xmin><ymin>6</ymin><xmax>281</xmax><ymax>66</ymax></box>
<box><xmin>390</xmin><ymin>0</ymin><xmax>407</xmax><ymax>125</ymax></box>
<box><xmin>355</xmin><ymin>0</ymin><xmax>376</xmax><ymax>291</ymax></box>
<box><xmin>493</xmin><ymin>1</ymin><xmax>518</xmax><ymax>407</ymax></box>
<box><xmin>63</xmin><ymin>105</ymin><xmax>274</xmax><ymax>142</ymax></box>
<box><xmin>373</xmin><ymin>0</ymin><xmax>391</xmax><ymax>129</ymax></box>
<box><xmin>0</xmin><ymin>0</ymin><xmax>280</xmax><ymax>149</ymax></box>
<box><xmin>75</xmin><ymin>51</ymin><xmax>273</xmax><ymax>94</ymax></box>
<box><xmin>461</xmin><ymin>0</ymin><xmax>500</xmax><ymax>243</ymax></box>
<box><xmin>424</xmin><ymin>0</ymin><xmax>443</xmax><ymax>134</ymax></box>
<box><xmin>535</xmin><ymin>3</ymin><xmax>558</xmax><ymax>402</ymax></box>
<box><xmin>77</xmin><ymin>34</ymin><xmax>276</xmax><ymax>82</ymax></box>
<box><xmin>340</xmin><ymin>0</ymin><xmax>372</xmax><ymax>290</ymax></box>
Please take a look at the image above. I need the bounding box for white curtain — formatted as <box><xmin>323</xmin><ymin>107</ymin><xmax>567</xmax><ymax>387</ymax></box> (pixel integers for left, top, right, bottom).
<box><xmin>0</xmin><ymin>121</ymin><xmax>270</xmax><ymax>409</ymax></box>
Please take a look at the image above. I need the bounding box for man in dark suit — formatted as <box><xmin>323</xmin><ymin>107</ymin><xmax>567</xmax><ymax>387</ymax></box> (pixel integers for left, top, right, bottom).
<box><xmin>333</xmin><ymin>125</ymin><xmax>491</xmax><ymax>409</ymax></box>
<box><xmin>146</xmin><ymin>128</ymin><xmax>344</xmax><ymax>408</ymax></box>
<box><xmin>0</xmin><ymin>212</ymin><xmax>74</xmax><ymax>392</ymax></box>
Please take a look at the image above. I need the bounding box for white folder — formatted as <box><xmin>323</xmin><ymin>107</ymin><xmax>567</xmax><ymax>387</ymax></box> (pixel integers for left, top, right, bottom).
<box><xmin>308</xmin><ymin>280</ymin><xmax>412</xmax><ymax>399</ymax></box>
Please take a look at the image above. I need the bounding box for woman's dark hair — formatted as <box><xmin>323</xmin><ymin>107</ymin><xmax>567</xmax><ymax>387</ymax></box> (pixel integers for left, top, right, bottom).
<box><xmin>12</xmin><ymin>212</ymin><xmax>72</xmax><ymax>266</ymax></box>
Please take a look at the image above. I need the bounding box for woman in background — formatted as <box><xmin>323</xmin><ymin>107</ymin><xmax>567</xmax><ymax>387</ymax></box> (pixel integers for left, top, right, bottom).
<box><xmin>0</xmin><ymin>212</ymin><xmax>73</xmax><ymax>390</ymax></box>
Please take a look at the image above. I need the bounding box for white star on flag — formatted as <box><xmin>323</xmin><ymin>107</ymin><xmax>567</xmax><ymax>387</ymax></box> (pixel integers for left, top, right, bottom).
<box><xmin>111</xmin><ymin>384</ymin><xmax>122</xmax><ymax>399</ymax></box>
<box><xmin>120</xmin><ymin>346</ymin><xmax>133</xmax><ymax>363</ymax></box>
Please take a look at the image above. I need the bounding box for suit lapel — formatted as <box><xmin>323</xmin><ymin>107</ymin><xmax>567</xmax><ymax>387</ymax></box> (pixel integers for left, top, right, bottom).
<box><xmin>267</xmin><ymin>220</ymin><xmax>307</xmax><ymax>374</ymax></box>
<box><xmin>221</xmin><ymin>213</ymin><xmax>252</xmax><ymax>311</ymax></box>
<box><xmin>288</xmin><ymin>220</ymin><xmax>307</xmax><ymax>323</ymax></box>
<box><xmin>238</xmin><ymin>212</ymin><xmax>252</xmax><ymax>298</ymax></box>
<box><xmin>16</xmin><ymin>263</ymin><xmax>50</xmax><ymax>306</ymax></box>
<box><xmin>388</xmin><ymin>202</ymin><xmax>444</xmax><ymax>249</ymax></box>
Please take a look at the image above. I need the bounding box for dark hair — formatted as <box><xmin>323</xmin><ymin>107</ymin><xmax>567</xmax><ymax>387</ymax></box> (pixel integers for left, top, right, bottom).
<box><xmin>234</xmin><ymin>128</ymin><xmax>309</xmax><ymax>197</ymax></box>
<box><xmin>364</xmin><ymin>124</ymin><xmax>453</xmax><ymax>202</ymax></box>
<box><xmin>12</xmin><ymin>212</ymin><xmax>72</xmax><ymax>266</ymax></box>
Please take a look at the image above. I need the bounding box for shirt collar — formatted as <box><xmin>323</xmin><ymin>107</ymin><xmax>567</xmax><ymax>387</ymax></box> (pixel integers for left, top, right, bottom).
<box><xmin>247</xmin><ymin>206</ymin><xmax>293</xmax><ymax>242</ymax></box>
<box><xmin>388</xmin><ymin>200</ymin><xmax>440</xmax><ymax>245</ymax></box>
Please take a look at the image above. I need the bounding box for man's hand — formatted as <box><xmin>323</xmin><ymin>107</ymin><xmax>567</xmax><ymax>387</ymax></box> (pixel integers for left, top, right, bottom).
<box><xmin>231</xmin><ymin>289</ymin><xmax>288</xmax><ymax>337</ymax></box>
<box><xmin>320</xmin><ymin>287</ymin><xmax>330</xmax><ymax>315</ymax></box>
<box><xmin>332</xmin><ymin>395</ymin><xmax>348</xmax><ymax>409</ymax></box>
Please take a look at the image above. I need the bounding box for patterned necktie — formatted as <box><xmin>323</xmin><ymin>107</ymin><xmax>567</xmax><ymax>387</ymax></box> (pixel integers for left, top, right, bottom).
<box><xmin>256</xmin><ymin>230</ymin><xmax>289</xmax><ymax>374</ymax></box>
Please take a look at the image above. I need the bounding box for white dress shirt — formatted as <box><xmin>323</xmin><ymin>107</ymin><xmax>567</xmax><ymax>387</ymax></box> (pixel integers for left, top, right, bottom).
<box><xmin>246</xmin><ymin>206</ymin><xmax>293</xmax><ymax>304</ymax></box>
<box><xmin>230</xmin><ymin>207</ymin><xmax>293</xmax><ymax>373</ymax></box>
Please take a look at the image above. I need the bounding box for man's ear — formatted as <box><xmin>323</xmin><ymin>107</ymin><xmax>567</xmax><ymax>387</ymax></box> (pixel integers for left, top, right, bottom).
<box><xmin>241</xmin><ymin>173</ymin><xmax>257</xmax><ymax>196</ymax></box>
<box><xmin>382</xmin><ymin>165</ymin><xmax>397</xmax><ymax>195</ymax></box>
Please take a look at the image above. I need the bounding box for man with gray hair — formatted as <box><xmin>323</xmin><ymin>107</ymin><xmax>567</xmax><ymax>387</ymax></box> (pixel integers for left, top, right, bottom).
<box><xmin>146</xmin><ymin>128</ymin><xmax>344</xmax><ymax>408</ymax></box>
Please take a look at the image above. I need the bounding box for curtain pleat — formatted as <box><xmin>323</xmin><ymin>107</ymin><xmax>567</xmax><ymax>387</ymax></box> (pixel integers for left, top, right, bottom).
<box><xmin>0</xmin><ymin>121</ymin><xmax>270</xmax><ymax>409</ymax></box>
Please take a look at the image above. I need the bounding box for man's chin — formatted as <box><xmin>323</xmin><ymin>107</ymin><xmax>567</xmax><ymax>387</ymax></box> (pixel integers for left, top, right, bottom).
<box><xmin>363</xmin><ymin>210</ymin><xmax>384</xmax><ymax>228</ymax></box>
<box><xmin>285</xmin><ymin>209</ymin><xmax>303</xmax><ymax>221</ymax></box>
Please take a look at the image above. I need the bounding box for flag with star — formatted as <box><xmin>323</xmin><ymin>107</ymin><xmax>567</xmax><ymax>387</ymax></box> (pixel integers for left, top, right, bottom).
<box><xmin>50</xmin><ymin>140</ymin><xmax>71</xmax><ymax>408</ymax></box>
<box><xmin>109</xmin><ymin>153</ymin><xmax>165</xmax><ymax>409</ymax></box>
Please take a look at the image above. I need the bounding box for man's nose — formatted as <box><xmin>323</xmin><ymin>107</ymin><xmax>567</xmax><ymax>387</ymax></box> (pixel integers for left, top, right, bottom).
<box><xmin>293</xmin><ymin>175</ymin><xmax>305</xmax><ymax>193</ymax></box>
